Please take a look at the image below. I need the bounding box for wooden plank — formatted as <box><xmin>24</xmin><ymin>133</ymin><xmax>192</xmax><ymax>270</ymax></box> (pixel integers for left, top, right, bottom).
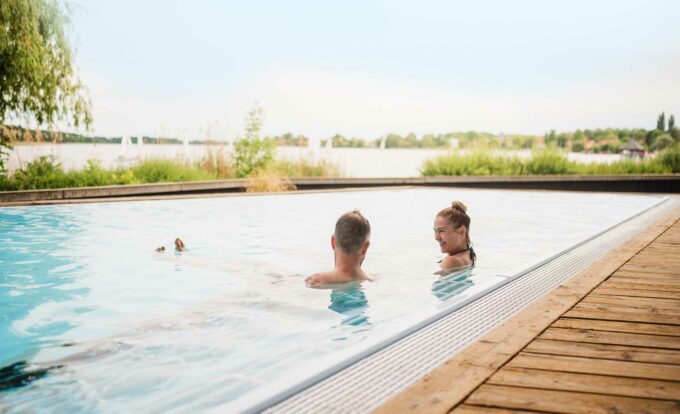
<box><xmin>572</xmin><ymin>301</ymin><xmax>680</xmax><ymax>318</ymax></box>
<box><xmin>464</xmin><ymin>384</ymin><xmax>680</xmax><ymax>414</ymax></box>
<box><xmin>628</xmin><ymin>253</ymin><xmax>680</xmax><ymax>261</ymax></box>
<box><xmin>600</xmin><ymin>279</ymin><xmax>680</xmax><ymax>293</ymax></box>
<box><xmin>618</xmin><ymin>264</ymin><xmax>680</xmax><ymax>276</ymax></box>
<box><xmin>581</xmin><ymin>294</ymin><xmax>680</xmax><ymax>311</ymax></box>
<box><xmin>614</xmin><ymin>270</ymin><xmax>680</xmax><ymax>281</ymax></box>
<box><xmin>551</xmin><ymin>318</ymin><xmax>680</xmax><ymax>336</ymax></box>
<box><xmin>564</xmin><ymin>307</ymin><xmax>680</xmax><ymax>325</ymax></box>
<box><xmin>629</xmin><ymin>250</ymin><xmax>680</xmax><ymax>258</ymax></box>
<box><xmin>656</xmin><ymin>237</ymin><xmax>680</xmax><ymax>244</ymax></box>
<box><xmin>637</xmin><ymin>246</ymin><xmax>680</xmax><ymax>256</ymax></box>
<box><xmin>487</xmin><ymin>367</ymin><xmax>680</xmax><ymax>400</ymax></box>
<box><xmin>636</xmin><ymin>243</ymin><xmax>680</xmax><ymax>252</ymax></box>
<box><xmin>619</xmin><ymin>264</ymin><xmax>680</xmax><ymax>276</ymax></box>
<box><xmin>506</xmin><ymin>353</ymin><xmax>680</xmax><ymax>381</ymax></box>
<box><xmin>608</xmin><ymin>275</ymin><xmax>680</xmax><ymax>287</ymax></box>
<box><xmin>538</xmin><ymin>327</ymin><xmax>680</xmax><ymax>349</ymax></box>
<box><xmin>592</xmin><ymin>286</ymin><xmax>680</xmax><ymax>299</ymax></box>
<box><xmin>524</xmin><ymin>338</ymin><xmax>680</xmax><ymax>364</ymax></box>
<box><xmin>609</xmin><ymin>276</ymin><xmax>680</xmax><ymax>288</ymax></box>
<box><xmin>452</xmin><ymin>405</ymin><xmax>549</xmax><ymax>414</ymax></box>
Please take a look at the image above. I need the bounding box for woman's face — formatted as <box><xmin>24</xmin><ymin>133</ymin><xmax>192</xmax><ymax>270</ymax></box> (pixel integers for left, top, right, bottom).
<box><xmin>434</xmin><ymin>215</ymin><xmax>466</xmax><ymax>254</ymax></box>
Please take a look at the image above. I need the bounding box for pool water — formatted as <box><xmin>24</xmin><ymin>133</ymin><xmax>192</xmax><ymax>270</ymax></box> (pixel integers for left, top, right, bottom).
<box><xmin>0</xmin><ymin>188</ymin><xmax>665</xmax><ymax>412</ymax></box>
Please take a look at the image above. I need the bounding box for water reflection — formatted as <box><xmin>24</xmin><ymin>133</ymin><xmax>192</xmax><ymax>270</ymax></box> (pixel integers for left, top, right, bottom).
<box><xmin>328</xmin><ymin>284</ymin><xmax>370</xmax><ymax>327</ymax></box>
<box><xmin>0</xmin><ymin>361</ymin><xmax>62</xmax><ymax>392</ymax></box>
<box><xmin>431</xmin><ymin>268</ymin><xmax>474</xmax><ymax>302</ymax></box>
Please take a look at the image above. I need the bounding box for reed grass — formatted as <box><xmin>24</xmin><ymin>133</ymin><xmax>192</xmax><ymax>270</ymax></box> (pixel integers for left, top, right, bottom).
<box><xmin>246</xmin><ymin>169</ymin><xmax>297</xmax><ymax>192</ymax></box>
<box><xmin>271</xmin><ymin>158</ymin><xmax>342</xmax><ymax>177</ymax></box>
<box><xmin>421</xmin><ymin>148</ymin><xmax>680</xmax><ymax>176</ymax></box>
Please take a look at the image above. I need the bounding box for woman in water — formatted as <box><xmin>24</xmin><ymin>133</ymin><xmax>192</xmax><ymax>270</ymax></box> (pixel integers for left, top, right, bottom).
<box><xmin>434</xmin><ymin>201</ymin><xmax>476</xmax><ymax>271</ymax></box>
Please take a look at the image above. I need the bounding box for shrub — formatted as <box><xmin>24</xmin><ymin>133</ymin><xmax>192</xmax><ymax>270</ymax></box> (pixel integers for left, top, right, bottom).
<box><xmin>9</xmin><ymin>156</ymin><xmax>67</xmax><ymax>190</ymax></box>
<box><xmin>272</xmin><ymin>158</ymin><xmax>341</xmax><ymax>177</ymax></box>
<box><xmin>652</xmin><ymin>133</ymin><xmax>675</xmax><ymax>151</ymax></box>
<box><xmin>658</xmin><ymin>147</ymin><xmax>680</xmax><ymax>173</ymax></box>
<box><xmin>233</xmin><ymin>105</ymin><xmax>275</xmax><ymax>178</ymax></box>
<box><xmin>523</xmin><ymin>150</ymin><xmax>574</xmax><ymax>175</ymax></box>
<box><xmin>233</xmin><ymin>138</ymin><xmax>275</xmax><ymax>178</ymax></box>
<box><xmin>130</xmin><ymin>159</ymin><xmax>215</xmax><ymax>183</ymax></box>
<box><xmin>420</xmin><ymin>149</ymin><xmax>677</xmax><ymax>177</ymax></box>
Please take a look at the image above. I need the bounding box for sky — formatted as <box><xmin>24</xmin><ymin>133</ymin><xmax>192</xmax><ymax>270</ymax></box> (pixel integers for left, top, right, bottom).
<box><xmin>67</xmin><ymin>0</ymin><xmax>680</xmax><ymax>140</ymax></box>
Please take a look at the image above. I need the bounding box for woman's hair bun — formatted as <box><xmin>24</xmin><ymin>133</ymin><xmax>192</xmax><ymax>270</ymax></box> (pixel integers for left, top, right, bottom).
<box><xmin>451</xmin><ymin>201</ymin><xmax>467</xmax><ymax>213</ymax></box>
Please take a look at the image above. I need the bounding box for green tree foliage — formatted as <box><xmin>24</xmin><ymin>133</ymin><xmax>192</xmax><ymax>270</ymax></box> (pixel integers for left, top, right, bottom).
<box><xmin>233</xmin><ymin>105</ymin><xmax>275</xmax><ymax>178</ymax></box>
<box><xmin>269</xmin><ymin>132</ymin><xmax>308</xmax><ymax>147</ymax></box>
<box><xmin>658</xmin><ymin>147</ymin><xmax>680</xmax><ymax>172</ymax></box>
<box><xmin>0</xmin><ymin>0</ymin><xmax>91</xmax><ymax>126</ymax></box>
<box><xmin>544</xmin><ymin>130</ymin><xmax>557</xmax><ymax>147</ymax></box>
<box><xmin>657</xmin><ymin>112</ymin><xmax>666</xmax><ymax>131</ymax></box>
<box><xmin>320</xmin><ymin>134</ymin><xmax>368</xmax><ymax>148</ymax></box>
<box><xmin>668</xmin><ymin>115</ymin><xmax>678</xmax><ymax>141</ymax></box>
<box><xmin>0</xmin><ymin>0</ymin><xmax>92</xmax><ymax>172</ymax></box>
<box><xmin>652</xmin><ymin>133</ymin><xmax>675</xmax><ymax>151</ymax></box>
<box><xmin>0</xmin><ymin>127</ymin><xmax>12</xmax><ymax>173</ymax></box>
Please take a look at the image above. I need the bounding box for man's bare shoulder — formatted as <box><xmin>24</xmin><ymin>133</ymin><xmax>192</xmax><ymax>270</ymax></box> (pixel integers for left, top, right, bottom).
<box><xmin>305</xmin><ymin>271</ymin><xmax>340</xmax><ymax>287</ymax></box>
<box><xmin>306</xmin><ymin>271</ymin><xmax>373</xmax><ymax>287</ymax></box>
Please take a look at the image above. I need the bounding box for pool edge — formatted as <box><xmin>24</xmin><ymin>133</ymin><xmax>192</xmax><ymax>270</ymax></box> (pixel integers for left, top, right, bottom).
<box><xmin>374</xmin><ymin>200</ymin><xmax>680</xmax><ymax>414</ymax></box>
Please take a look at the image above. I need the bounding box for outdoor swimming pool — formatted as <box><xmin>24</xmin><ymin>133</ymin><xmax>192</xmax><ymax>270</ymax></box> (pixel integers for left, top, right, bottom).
<box><xmin>0</xmin><ymin>188</ymin><xmax>666</xmax><ymax>413</ymax></box>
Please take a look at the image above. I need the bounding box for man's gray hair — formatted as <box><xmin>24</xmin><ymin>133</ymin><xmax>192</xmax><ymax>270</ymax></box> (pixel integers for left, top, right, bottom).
<box><xmin>334</xmin><ymin>210</ymin><xmax>370</xmax><ymax>255</ymax></box>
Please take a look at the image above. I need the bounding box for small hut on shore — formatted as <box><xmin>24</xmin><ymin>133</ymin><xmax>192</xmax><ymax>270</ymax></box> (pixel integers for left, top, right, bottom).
<box><xmin>621</xmin><ymin>140</ymin><xmax>645</xmax><ymax>159</ymax></box>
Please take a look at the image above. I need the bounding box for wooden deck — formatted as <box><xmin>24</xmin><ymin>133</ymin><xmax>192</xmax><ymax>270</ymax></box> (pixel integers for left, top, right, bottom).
<box><xmin>377</xmin><ymin>208</ymin><xmax>680</xmax><ymax>414</ymax></box>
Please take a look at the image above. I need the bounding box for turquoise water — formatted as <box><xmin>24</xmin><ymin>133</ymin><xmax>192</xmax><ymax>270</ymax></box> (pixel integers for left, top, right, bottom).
<box><xmin>0</xmin><ymin>188</ymin><xmax>664</xmax><ymax>412</ymax></box>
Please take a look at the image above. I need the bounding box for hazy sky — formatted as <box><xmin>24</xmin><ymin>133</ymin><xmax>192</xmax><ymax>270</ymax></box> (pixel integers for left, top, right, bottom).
<box><xmin>69</xmin><ymin>0</ymin><xmax>680</xmax><ymax>140</ymax></box>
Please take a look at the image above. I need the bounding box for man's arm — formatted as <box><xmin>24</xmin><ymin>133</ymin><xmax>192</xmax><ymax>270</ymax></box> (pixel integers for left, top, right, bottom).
<box><xmin>306</xmin><ymin>271</ymin><xmax>342</xmax><ymax>287</ymax></box>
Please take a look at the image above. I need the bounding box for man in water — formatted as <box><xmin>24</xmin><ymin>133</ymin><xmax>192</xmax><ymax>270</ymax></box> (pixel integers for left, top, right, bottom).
<box><xmin>306</xmin><ymin>210</ymin><xmax>372</xmax><ymax>287</ymax></box>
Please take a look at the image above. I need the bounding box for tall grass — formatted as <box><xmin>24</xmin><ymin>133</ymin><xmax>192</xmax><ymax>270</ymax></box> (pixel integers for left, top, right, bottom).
<box><xmin>271</xmin><ymin>158</ymin><xmax>342</xmax><ymax>177</ymax></box>
<box><xmin>421</xmin><ymin>148</ymin><xmax>680</xmax><ymax>176</ymax></box>
<box><xmin>198</xmin><ymin>148</ymin><xmax>236</xmax><ymax>179</ymax></box>
<box><xmin>130</xmin><ymin>159</ymin><xmax>215</xmax><ymax>183</ymax></box>
<box><xmin>0</xmin><ymin>154</ymin><xmax>341</xmax><ymax>191</ymax></box>
<box><xmin>247</xmin><ymin>170</ymin><xmax>297</xmax><ymax>192</ymax></box>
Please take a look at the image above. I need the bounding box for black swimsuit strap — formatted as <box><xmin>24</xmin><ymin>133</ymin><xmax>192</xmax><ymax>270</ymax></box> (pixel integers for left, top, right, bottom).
<box><xmin>449</xmin><ymin>247</ymin><xmax>470</xmax><ymax>256</ymax></box>
<box><xmin>438</xmin><ymin>246</ymin><xmax>474</xmax><ymax>264</ymax></box>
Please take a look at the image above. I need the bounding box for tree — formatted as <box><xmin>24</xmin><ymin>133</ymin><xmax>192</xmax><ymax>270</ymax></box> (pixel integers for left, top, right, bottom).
<box><xmin>544</xmin><ymin>130</ymin><xmax>557</xmax><ymax>147</ymax></box>
<box><xmin>668</xmin><ymin>115</ymin><xmax>678</xmax><ymax>141</ymax></box>
<box><xmin>0</xmin><ymin>0</ymin><xmax>91</xmax><ymax>171</ymax></box>
<box><xmin>233</xmin><ymin>105</ymin><xmax>274</xmax><ymax>178</ymax></box>
<box><xmin>652</xmin><ymin>133</ymin><xmax>675</xmax><ymax>151</ymax></box>
<box><xmin>657</xmin><ymin>112</ymin><xmax>666</xmax><ymax>131</ymax></box>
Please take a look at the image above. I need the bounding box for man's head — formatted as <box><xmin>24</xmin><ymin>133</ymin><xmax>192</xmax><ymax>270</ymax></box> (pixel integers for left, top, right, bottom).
<box><xmin>332</xmin><ymin>210</ymin><xmax>371</xmax><ymax>257</ymax></box>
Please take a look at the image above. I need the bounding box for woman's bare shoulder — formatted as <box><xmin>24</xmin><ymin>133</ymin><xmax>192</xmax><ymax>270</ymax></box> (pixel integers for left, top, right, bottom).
<box><xmin>439</xmin><ymin>255</ymin><xmax>471</xmax><ymax>271</ymax></box>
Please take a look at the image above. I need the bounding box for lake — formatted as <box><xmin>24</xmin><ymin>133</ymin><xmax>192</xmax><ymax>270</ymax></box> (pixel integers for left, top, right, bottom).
<box><xmin>7</xmin><ymin>144</ymin><xmax>625</xmax><ymax>178</ymax></box>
